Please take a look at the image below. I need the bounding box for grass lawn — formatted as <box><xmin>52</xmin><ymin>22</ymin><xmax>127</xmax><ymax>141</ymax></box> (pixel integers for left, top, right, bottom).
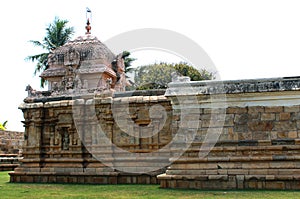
<box><xmin>1</xmin><ymin>172</ymin><xmax>300</xmax><ymax>199</ymax></box>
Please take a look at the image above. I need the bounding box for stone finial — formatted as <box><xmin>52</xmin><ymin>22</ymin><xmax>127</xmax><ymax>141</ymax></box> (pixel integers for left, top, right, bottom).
<box><xmin>85</xmin><ymin>19</ymin><xmax>91</xmax><ymax>34</ymax></box>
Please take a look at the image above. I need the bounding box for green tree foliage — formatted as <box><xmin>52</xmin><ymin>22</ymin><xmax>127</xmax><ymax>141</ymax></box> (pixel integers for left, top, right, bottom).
<box><xmin>173</xmin><ymin>62</ymin><xmax>214</xmax><ymax>81</ymax></box>
<box><xmin>0</xmin><ymin>121</ymin><xmax>7</xmax><ymax>131</ymax></box>
<box><xmin>26</xmin><ymin>17</ymin><xmax>74</xmax><ymax>87</ymax></box>
<box><xmin>134</xmin><ymin>63</ymin><xmax>174</xmax><ymax>90</ymax></box>
<box><xmin>134</xmin><ymin>62</ymin><xmax>214</xmax><ymax>90</ymax></box>
<box><xmin>122</xmin><ymin>51</ymin><xmax>136</xmax><ymax>77</ymax></box>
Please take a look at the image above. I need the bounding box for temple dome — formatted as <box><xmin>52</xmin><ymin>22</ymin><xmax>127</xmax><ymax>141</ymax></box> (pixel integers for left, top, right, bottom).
<box><xmin>40</xmin><ymin>33</ymin><xmax>119</xmax><ymax>91</ymax></box>
<box><xmin>41</xmin><ymin>33</ymin><xmax>116</xmax><ymax>73</ymax></box>
<box><xmin>57</xmin><ymin>34</ymin><xmax>115</xmax><ymax>67</ymax></box>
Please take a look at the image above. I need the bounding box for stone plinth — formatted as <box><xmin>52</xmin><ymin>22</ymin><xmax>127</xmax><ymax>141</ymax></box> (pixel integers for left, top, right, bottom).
<box><xmin>158</xmin><ymin>77</ymin><xmax>300</xmax><ymax>189</ymax></box>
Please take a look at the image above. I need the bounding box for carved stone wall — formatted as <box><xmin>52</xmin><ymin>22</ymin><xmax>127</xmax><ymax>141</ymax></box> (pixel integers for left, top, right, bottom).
<box><xmin>10</xmin><ymin>77</ymin><xmax>300</xmax><ymax>189</ymax></box>
<box><xmin>10</xmin><ymin>92</ymin><xmax>172</xmax><ymax>184</ymax></box>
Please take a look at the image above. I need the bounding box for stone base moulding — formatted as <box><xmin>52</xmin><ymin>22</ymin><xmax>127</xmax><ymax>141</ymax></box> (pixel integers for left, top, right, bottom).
<box><xmin>9</xmin><ymin>172</ymin><xmax>160</xmax><ymax>184</ymax></box>
<box><xmin>158</xmin><ymin>174</ymin><xmax>300</xmax><ymax>189</ymax></box>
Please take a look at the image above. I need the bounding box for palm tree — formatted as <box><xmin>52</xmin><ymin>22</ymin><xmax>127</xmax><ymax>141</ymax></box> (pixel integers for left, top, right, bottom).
<box><xmin>122</xmin><ymin>51</ymin><xmax>136</xmax><ymax>78</ymax></box>
<box><xmin>26</xmin><ymin>17</ymin><xmax>74</xmax><ymax>87</ymax></box>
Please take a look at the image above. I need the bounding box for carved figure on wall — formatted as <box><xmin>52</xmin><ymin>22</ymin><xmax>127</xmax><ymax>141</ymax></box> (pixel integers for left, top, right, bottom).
<box><xmin>83</xmin><ymin>80</ymin><xmax>89</xmax><ymax>89</ymax></box>
<box><xmin>64</xmin><ymin>48</ymin><xmax>80</xmax><ymax>67</ymax></box>
<box><xmin>113</xmin><ymin>53</ymin><xmax>127</xmax><ymax>91</ymax></box>
<box><xmin>67</xmin><ymin>66</ymin><xmax>74</xmax><ymax>76</ymax></box>
<box><xmin>66</xmin><ymin>77</ymin><xmax>74</xmax><ymax>90</ymax></box>
<box><xmin>25</xmin><ymin>84</ymin><xmax>33</xmax><ymax>97</ymax></box>
<box><xmin>106</xmin><ymin>78</ymin><xmax>112</xmax><ymax>90</ymax></box>
<box><xmin>60</xmin><ymin>77</ymin><xmax>67</xmax><ymax>91</ymax></box>
<box><xmin>25</xmin><ymin>84</ymin><xmax>42</xmax><ymax>97</ymax></box>
<box><xmin>74</xmin><ymin>75</ymin><xmax>82</xmax><ymax>90</ymax></box>
<box><xmin>48</xmin><ymin>52</ymin><xmax>58</xmax><ymax>66</ymax></box>
<box><xmin>51</xmin><ymin>82</ymin><xmax>60</xmax><ymax>95</ymax></box>
<box><xmin>62</xmin><ymin>129</ymin><xmax>70</xmax><ymax>150</ymax></box>
<box><xmin>116</xmin><ymin>53</ymin><xmax>125</xmax><ymax>71</ymax></box>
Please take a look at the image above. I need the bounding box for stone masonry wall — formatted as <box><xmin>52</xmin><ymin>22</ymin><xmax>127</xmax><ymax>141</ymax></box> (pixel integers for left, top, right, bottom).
<box><xmin>0</xmin><ymin>130</ymin><xmax>23</xmax><ymax>171</ymax></box>
<box><xmin>158</xmin><ymin>77</ymin><xmax>300</xmax><ymax>190</ymax></box>
<box><xmin>0</xmin><ymin>130</ymin><xmax>23</xmax><ymax>155</ymax></box>
<box><xmin>10</xmin><ymin>94</ymin><xmax>172</xmax><ymax>184</ymax></box>
<box><xmin>11</xmin><ymin>77</ymin><xmax>300</xmax><ymax>189</ymax></box>
<box><xmin>159</xmin><ymin>104</ymin><xmax>300</xmax><ymax>189</ymax></box>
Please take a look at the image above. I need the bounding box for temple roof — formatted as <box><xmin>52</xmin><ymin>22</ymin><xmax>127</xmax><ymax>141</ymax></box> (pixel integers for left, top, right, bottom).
<box><xmin>40</xmin><ymin>33</ymin><xmax>116</xmax><ymax>78</ymax></box>
<box><xmin>61</xmin><ymin>34</ymin><xmax>115</xmax><ymax>63</ymax></box>
<box><xmin>36</xmin><ymin>19</ymin><xmax>127</xmax><ymax>95</ymax></box>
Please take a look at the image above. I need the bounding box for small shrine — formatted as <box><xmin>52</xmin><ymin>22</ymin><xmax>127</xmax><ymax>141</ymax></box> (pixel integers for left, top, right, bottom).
<box><xmin>30</xmin><ymin>19</ymin><xmax>127</xmax><ymax>99</ymax></box>
<box><xmin>10</xmin><ymin>18</ymin><xmax>171</xmax><ymax>185</ymax></box>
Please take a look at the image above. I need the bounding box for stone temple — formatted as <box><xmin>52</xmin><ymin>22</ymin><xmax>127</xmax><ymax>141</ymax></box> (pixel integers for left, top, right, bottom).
<box><xmin>40</xmin><ymin>20</ymin><xmax>127</xmax><ymax>95</ymax></box>
<box><xmin>9</xmin><ymin>21</ymin><xmax>300</xmax><ymax>189</ymax></box>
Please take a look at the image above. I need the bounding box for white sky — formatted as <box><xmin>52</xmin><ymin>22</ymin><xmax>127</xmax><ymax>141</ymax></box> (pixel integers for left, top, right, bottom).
<box><xmin>1</xmin><ymin>0</ymin><xmax>300</xmax><ymax>131</ymax></box>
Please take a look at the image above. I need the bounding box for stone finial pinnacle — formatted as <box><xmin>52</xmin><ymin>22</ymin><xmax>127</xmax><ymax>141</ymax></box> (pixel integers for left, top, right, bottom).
<box><xmin>85</xmin><ymin>19</ymin><xmax>91</xmax><ymax>34</ymax></box>
<box><xmin>85</xmin><ymin>7</ymin><xmax>92</xmax><ymax>34</ymax></box>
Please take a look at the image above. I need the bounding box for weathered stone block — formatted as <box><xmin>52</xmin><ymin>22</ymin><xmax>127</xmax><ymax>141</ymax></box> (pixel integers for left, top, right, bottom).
<box><xmin>273</xmin><ymin>121</ymin><xmax>297</xmax><ymax>131</ymax></box>
<box><xmin>278</xmin><ymin>112</ymin><xmax>291</xmax><ymax>121</ymax></box>
<box><xmin>249</xmin><ymin>169</ymin><xmax>268</xmax><ymax>175</ymax></box>
<box><xmin>265</xmin><ymin>106</ymin><xmax>283</xmax><ymax>113</ymax></box>
<box><xmin>265</xmin><ymin>181</ymin><xmax>285</xmax><ymax>189</ymax></box>
<box><xmin>292</xmin><ymin>112</ymin><xmax>300</xmax><ymax>120</ymax></box>
<box><xmin>270</xmin><ymin>162</ymin><xmax>295</xmax><ymax>169</ymax></box>
<box><xmin>277</xmin><ymin>132</ymin><xmax>288</xmax><ymax>139</ymax></box>
<box><xmin>234</xmin><ymin>125</ymin><xmax>248</xmax><ymax>132</ymax></box>
<box><xmin>238</xmin><ymin>132</ymin><xmax>252</xmax><ymax>140</ymax></box>
<box><xmin>261</xmin><ymin>113</ymin><xmax>275</xmax><ymax>121</ymax></box>
<box><xmin>224</xmin><ymin>114</ymin><xmax>234</xmax><ymax>126</ymax></box>
<box><xmin>205</xmin><ymin>170</ymin><xmax>218</xmax><ymax>175</ymax></box>
<box><xmin>284</xmin><ymin>106</ymin><xmax>300</xmax><ymax>113</ymax></box>
<box><xmin>242</xmin><ymin>162</ymin><xmax>270</xmax><ymax>169</ymax></box>
<box><xmin>234</xmin><ymin>114</ymin><xmax>248</xmax><ymax>125</ymax></box>
<box><xmin>228</xmin><ymin>169</ymin><xmax>249</xmax><ymax>175</ymax></box>
<box><xmin>246</xmin><ymin>181</ymin><xmax>259</xmax><ymax>189</ymax></box>
<box><xmin>288</xmin><ymin>131</ymin><xmax>298</xmax><ymax>138</ymax></box>
<box><xmin>176</xmin><ymin>180</ymin><xmax>190</xmax><ymax>188</ymax></box>
<box><xmin>227</xmin><ymin>107</ymin><xmax>247</xmax><ymax>114</ymax></box>
<box><xmin>252</xmin><ymin>131</ymin><xmax>270</xmax><ymax>140</ymax></box>
<box><xmin>248</xmin><ymin>121</ymin><xmax>273</xmax><ymax>131</ymax></box>
<box><xmin>208</xmin><ymin>175</ymin><xmax>228</xmax><ymax>180</ymax></box>
<box><xmin>248</xmin><ymin>106</ymin><xmax>264</xmax><ymax>114</ymax></box>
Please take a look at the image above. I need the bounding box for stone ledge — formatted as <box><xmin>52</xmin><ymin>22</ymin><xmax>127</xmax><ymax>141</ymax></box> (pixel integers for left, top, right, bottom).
<box><xmin>166</xmin><ymin>76</ymin><xmax>300</xmax><ymax>96</ymax></box>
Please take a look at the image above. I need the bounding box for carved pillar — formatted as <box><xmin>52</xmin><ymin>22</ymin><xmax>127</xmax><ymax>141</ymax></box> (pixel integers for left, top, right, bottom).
<box><xmin>49</xmin><ymin>120</ymin><xmax>57</xmax><ymax>154</ymax></box>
